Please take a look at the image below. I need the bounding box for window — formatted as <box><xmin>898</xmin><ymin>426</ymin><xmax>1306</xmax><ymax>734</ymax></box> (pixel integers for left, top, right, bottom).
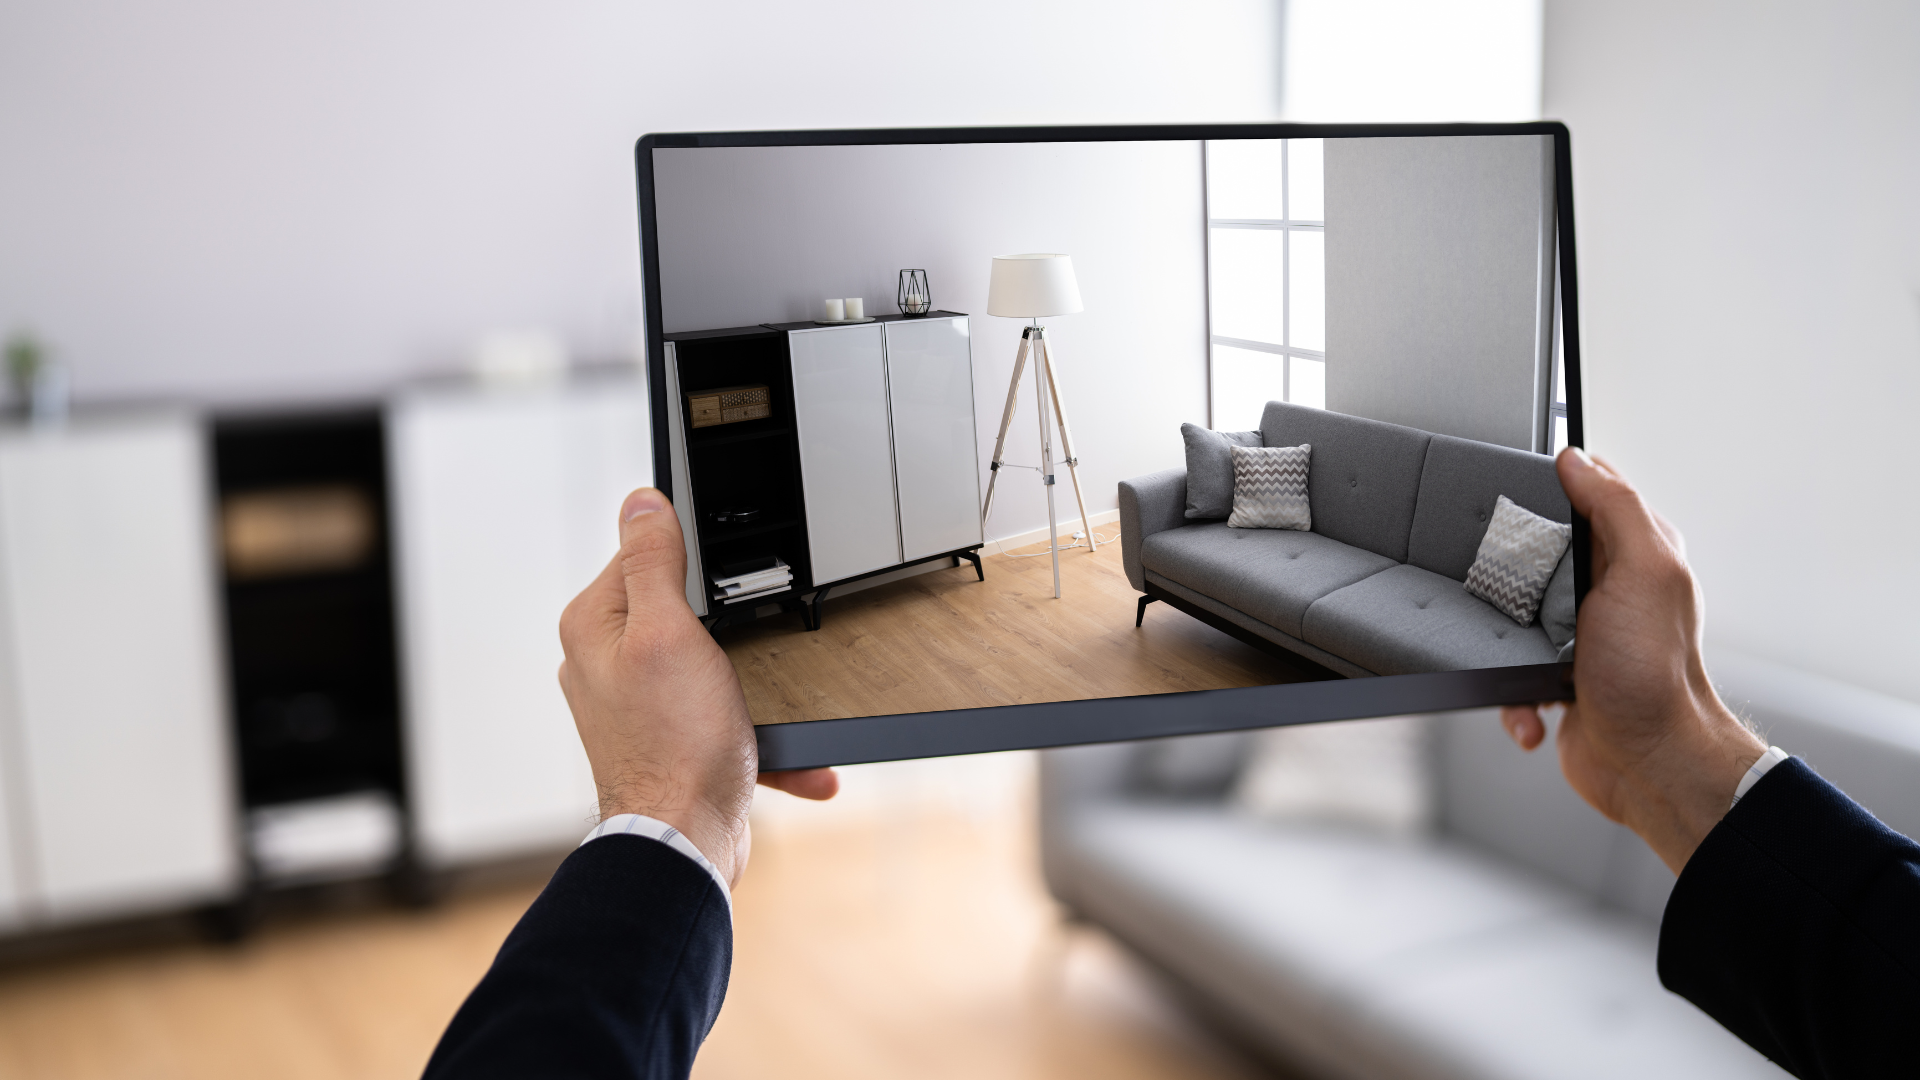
<box><xmin>1206</xmin><ymin>139</ymin><xmax>1325</xmax><ymax>432</ymax></box>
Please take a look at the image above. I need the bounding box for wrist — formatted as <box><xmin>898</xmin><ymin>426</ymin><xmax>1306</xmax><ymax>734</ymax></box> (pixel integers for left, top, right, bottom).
<box><xmin>1620</xmin><ymin>702</ymin><xmax>1766</xmax><ymax>874</ymax></box>
<box><xmin>597</xmin><ymin>776</ymin><xmax>748</xmax><ymax>887</ymax></box>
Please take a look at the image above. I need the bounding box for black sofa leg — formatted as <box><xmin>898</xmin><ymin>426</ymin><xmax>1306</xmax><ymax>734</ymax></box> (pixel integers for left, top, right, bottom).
<box><xmin>1136</xmin><ymin>594</ymin><xmax>1157</xmax><ymax>627</ymax></box>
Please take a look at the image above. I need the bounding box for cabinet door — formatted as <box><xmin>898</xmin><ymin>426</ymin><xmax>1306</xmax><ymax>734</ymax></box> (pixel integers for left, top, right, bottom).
<box><xmin>0</xmin><ymin>414</ymin><xmax>239</xmax><ymax>924</ymax></box>
<box><xmin>885</xmin><ymin>317</ymin><xmax>984</xmax><ymax>561</ymax></box>
<box><xmin>789</xmin><ymin>325</ymin><xmax>902</xmax><ymax>584</ymax></box>
<box><xmin>389</xmin><ymin>378</ymin><xmax>649</xmax><ymax>867</ymax></box>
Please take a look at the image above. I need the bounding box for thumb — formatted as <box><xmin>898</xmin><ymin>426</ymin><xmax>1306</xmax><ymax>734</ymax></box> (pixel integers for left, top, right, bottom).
<box><xmin>617</xmin><ymin>488</ymin><xmax>695</xmax><ymax>629</ymax></box>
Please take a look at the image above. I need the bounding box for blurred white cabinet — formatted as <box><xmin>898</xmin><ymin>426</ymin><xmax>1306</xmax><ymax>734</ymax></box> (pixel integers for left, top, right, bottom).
<box><xmin>389</xmin><ymin>375</ymin><xmax>650</xmax><ymax>867</ymax></box>
<box><xmin>0</xmin><ymin>413</ymin><xmax>240</xmax><ymax>925</ymax></box>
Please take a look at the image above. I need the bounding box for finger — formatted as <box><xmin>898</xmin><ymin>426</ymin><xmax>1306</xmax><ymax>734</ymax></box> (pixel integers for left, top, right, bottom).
<box><xmin>758</xmin><ymin>768</ymin><xmax>840</xmax><ymax>801</ymax></box>
<box><xmin>1649</xmin><ymin>507</ymin><xmax>1686</xmax><ymax>559</ymax></box>
<box><xmin>1556</xmin><ymin>448</ymin><xmax>1667</xmax><ymax>571</ymax></box>
<box><xmin>1501</xmin><ymin>704</ymin><xmax>1547</xmax><ymax>751</ymax></box>
<box><xmin>616</xmin><ymin>488</ymin><xmax>695</xmax><ymax>630</ymax></box>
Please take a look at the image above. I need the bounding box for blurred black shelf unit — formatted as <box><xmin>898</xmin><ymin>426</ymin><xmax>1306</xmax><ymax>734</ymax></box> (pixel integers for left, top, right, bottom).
<box><xmin>664</xmin><ymin>326</ymin><xmax>814</xmax><ymax>632</ymax></box>
<box><xmin>211</xmin><ymin>408</ymin><xmax>417</xmax><ymax>890</ymax></box>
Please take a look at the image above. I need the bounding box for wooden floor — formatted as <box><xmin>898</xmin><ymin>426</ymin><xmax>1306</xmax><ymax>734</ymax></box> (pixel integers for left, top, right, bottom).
<box><xmin>0</xmin><ymin>771</ymin><xmax>1277</xmax><ymax>1080</ymax></box>
<box><xmin>725</xmin><ymin>539</ymin><xmax>1317</xmax><ymax>725</ymax></box>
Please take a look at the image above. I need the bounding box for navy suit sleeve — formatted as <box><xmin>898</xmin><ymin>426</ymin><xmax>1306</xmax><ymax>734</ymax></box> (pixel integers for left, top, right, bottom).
<box><xmin>422</xmin><ymin>834</ymin><xmax>732</xmax><ymax>1080</ymax></box>
<box><xmin>1658</xmin><ymin>757</ymin><xmax>1920</xmax><ymax>1079</ymax></box>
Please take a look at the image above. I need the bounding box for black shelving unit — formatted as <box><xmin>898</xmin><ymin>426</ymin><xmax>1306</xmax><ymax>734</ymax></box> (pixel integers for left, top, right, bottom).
<box><xmin>666</xmin><ymin>327</ymin><xmax>816</xmax><ymax>631</ymax></box>
<box><xmin>211</xmin><ymin>408</ymin><xmax>426</xmax><ymax>914</ymax></box>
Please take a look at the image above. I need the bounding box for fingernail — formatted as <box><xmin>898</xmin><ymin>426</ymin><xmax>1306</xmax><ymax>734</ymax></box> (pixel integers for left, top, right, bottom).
<box><xmin>622</xmin><ymin>489</ymin><xmax>667</xmax><ymax>521</ymax></box>
<box><xmin>1564</xmin><ymin>446</ymin><xmax>1594</xmax><ymax>471</ymax></box>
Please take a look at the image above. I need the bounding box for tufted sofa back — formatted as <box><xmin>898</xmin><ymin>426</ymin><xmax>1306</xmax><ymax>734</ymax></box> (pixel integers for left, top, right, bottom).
<box><xmin>1260</xmin><ymin>401</ymin><xmax>1430</xmax><ymax>563</ymax></box>
<box><xmin>1260</xmin><ymin>401</ymin><xmax>1562</xmax><ymax>584</ymax></box>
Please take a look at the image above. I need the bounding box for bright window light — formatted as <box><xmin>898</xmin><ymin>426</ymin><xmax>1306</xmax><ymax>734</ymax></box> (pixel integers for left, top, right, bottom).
<box><xmin>1284</xmin><ymin>0</ymin><xmax>1542</xmax><ymax>122</ymax></box>
<box><xmin>1212</xmin><ymin>345</ymin><xmax>1288</xmax><ymax>433</ymax></box>
<box><xmin>1207</xmin><ymin>141</ymin><xmax>1286</xmax><ymax>220</ymax></box>
<box><xmin>1288</xmin><ymin>230</ymin><xmax>1326</xmax><ymax>353</ymax></box>
<box><xmin>1209</xmin><ymin>228</ymin><xmax>1287</xmax><ymax>345</ymax></box>
<box><xmin>1291</xmin><ymin>358</ymin><xmax>1327</xmax><ymax>410</ymax></box>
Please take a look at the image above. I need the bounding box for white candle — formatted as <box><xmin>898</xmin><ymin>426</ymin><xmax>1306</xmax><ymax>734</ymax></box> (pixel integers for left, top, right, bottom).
<box><xmin>823</xmin><ymin>298</ymin><xmax>845</xmax><ymax>321</ymax></box>
<box><xmin>843</xmin><ymin>297</ymin><xmax>864</xmax><ymax>320</ymax></box>
<box><xmin>906</xmin><ymin>293</ymin><xmax>927</xmax><ymax>309</ymax></box>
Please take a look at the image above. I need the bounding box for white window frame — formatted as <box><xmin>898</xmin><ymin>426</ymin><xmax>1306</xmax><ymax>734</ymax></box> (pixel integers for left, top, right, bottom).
<box><xmin>1203</xmin><ymin>139</ymin><xmax>1325</xmax><ymax>426</ymax></box>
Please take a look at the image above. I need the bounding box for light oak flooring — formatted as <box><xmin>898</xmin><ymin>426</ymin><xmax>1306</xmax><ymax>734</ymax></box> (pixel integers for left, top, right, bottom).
<box><xmin>725</xmin><ymin>539</ymin><xmax>1320</xmax><ymax>725</ymax></box>
<box><xmin>0</xmin><ymin>784</ymin><xmax>1276</xmax><ymax>1080</ymax></box>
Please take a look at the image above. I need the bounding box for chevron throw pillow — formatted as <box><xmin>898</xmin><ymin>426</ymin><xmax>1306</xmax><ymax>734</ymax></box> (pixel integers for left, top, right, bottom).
<box><xmin>1227</xmin><ymin>444</ymin><xmax>1311</xmax><ymax>530</ymax></box>
<box><xmin>1464</xmin><ymin>494</ymin><xmax>1573</xmax><ymax>626</ymax></box>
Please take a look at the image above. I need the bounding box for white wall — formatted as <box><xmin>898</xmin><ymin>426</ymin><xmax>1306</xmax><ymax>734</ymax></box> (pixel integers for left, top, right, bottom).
<box><xmin>0</xmin><ymin>0</ymin><xmax>1279</xmax><ymax>408</ymax></box>
<box><xmin>653</xmin><ymin>141</ymin><xmax>1208</xmax><ymax>542</ymax></box>
<box><xmin>1544</xmin><ymin>1</ymin><xmax>1920</xmax><ymax>702</ymax></box>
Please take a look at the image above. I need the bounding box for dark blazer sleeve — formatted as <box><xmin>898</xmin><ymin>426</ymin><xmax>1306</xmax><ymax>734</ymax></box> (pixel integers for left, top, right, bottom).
<box><xmin>1659</xmin><ymin>757</ymin><xmax>1920</xmax><ymax>1079</ymax></box>
<box><xmin>422</xmin><ymin>833</ymin><xmax>732</xmax><ymax>1080</ymax></box>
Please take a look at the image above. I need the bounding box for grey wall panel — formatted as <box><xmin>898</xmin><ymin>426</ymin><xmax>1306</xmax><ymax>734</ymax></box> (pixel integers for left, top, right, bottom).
<box><xmin>1323</xmin><ymin>135</ymin><xmax>1552</xmax><ymax>451</ymax></box>
<box><xmin>789</xmin><ymin>325</ymin><xmax>902</xmax><ymax>584</ymax></box>
<box><xmin>885</xmin><ymin>316</ymin><xmax>984</xmax><ymax>561</ymax></box>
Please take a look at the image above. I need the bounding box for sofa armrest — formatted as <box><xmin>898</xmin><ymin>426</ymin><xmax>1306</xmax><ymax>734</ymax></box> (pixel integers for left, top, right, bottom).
<box><xmin>1038</xmin><ymin>743</ymin><xmax>1141</xmax><ymax>911</ymax></box>
<box><xmin>1119</xmin><ymin>468</ymin><xmax>1188</xmax><ymax>592</ymax></box>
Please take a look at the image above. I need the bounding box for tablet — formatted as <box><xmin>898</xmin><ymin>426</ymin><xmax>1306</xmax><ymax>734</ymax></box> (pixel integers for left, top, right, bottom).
<box><xmin>635</xmin><ymin>122</ymin><xmax>1583</xmax><ymax>770</ymax></box>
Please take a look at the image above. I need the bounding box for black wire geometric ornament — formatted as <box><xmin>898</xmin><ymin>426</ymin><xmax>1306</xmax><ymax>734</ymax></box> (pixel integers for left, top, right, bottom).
<box><xmin>896</xmin><ymin>269</ymin><xmax>932</xmax><ymax>317</ymax></box>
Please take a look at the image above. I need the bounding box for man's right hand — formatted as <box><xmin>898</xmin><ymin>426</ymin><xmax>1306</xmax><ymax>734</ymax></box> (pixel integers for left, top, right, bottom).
<box><xmin>1501</xmin><ymin>448</ymin><xmax>1765</xmax><ymax>875</ymax></box>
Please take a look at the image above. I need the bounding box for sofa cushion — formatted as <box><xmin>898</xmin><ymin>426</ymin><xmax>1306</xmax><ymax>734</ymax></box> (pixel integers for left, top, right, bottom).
<box><xmin>1227</xmin><ymin>443</ymin><xmax>1311</xmax><ymax>530</ymax></box>
<box><xmin>1049</xmin><ymin>804</ymin><xmax>1784</xmax><ymax>1080</ymax></box>
<box><xmin>1406</xmin><ymin>434</ymin><xmax>1569</xmax><ymax>582</ymax></box>
<box><xmin>1141</xmin><ymin>523</ymin><xmax>1395</xmax><ymax>639</ymax></box>
<box><xmin>1261</xmin><ymin>401</ymin><xmax>1430</xmax><ymax>563</ymax></box>
<box><xmin>1464</xmin><ymin>494</ymin><xmax>1573</xmax><ymax>626</ymax></box>
<box><xmin>1181</xmin><ymin>423</ymin><xmax>1262</xmax><ymax>519</ymax></box>
<box><xmin>1302</xmin><ymin>563</ymin><xmax>1559</xmax><ymax>674</ymax></box>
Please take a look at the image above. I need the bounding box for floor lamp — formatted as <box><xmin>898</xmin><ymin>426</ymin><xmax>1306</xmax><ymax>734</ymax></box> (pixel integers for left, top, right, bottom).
<box><xmin>980</xmin><ymin>253</ymin><xmax>1096</xmax><ymax>600</ymax></box>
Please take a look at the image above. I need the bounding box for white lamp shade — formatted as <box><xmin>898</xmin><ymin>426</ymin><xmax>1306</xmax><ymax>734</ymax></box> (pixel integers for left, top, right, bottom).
<box><xmin>986</xmin><ymin>253</ymin><xmax>1083</xmax><ymax>318</ymax></box>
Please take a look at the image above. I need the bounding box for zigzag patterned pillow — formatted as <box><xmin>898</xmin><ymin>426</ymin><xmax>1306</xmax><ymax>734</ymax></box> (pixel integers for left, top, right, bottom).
<box><xmin>1464</xmin><ymin>495</ymin><xmax>1573</xmax><ymax>626</ymax></box>
<box><xmin>1227</xmin><ymin>444</ymin><xmax>1311</xmax><ymax>531</ymax></box>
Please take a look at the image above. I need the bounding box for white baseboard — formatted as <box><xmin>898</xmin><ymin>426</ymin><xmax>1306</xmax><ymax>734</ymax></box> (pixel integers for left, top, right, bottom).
<box><xmin>981</xmin><ymin>507</ymin><xmax>1121</xmax><ymax>556</ymax></box>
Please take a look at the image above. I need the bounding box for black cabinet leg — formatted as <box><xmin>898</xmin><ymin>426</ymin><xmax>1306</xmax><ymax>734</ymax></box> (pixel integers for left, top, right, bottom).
<box><xmin>1136</xmin><ymin>594</ymin><xmax>1158</xmax><ymax>627</ymax></box>
<box><xmin>961</xmin><ymin>549</ymin><xmax>984</xmax><ymax>581</ymax></box>
<box><xmin>808</xmin><ymin>586</ymin><xmax>833</xmax><ymax>631</ymax></box>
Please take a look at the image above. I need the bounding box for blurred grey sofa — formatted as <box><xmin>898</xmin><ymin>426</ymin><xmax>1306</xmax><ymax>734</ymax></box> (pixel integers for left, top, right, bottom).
<box><xmin>1039</xmin><ymin>650</ymin><xmax>1920</xmax><ymax>1080</ymax></box>
<box><xmin>1120</xmin><ymin>402</ymin><xmax>1575</xmax><ymax>676</ymax></box>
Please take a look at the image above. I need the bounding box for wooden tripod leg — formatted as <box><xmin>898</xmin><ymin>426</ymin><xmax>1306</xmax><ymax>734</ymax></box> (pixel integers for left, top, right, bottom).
<box><xmin>1037</xmin><ymin>335</ymin><xmax>1097</xmax><ymax>551</ymax></box>
<box><xmin>980</xmin><ymin>331</ymin><xmax>1031</xmax><ymax>526</ymax></box>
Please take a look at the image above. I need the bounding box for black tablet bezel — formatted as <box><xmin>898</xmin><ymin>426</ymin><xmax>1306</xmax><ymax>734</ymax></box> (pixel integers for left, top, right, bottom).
<box><xmin>635</xmin><ymin>121</ymin><xmax>1585</xmax><ymax>770</ymax></box>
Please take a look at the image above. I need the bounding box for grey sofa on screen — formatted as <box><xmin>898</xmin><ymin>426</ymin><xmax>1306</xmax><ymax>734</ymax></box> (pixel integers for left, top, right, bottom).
<box><xmin>1121</xmin><ymin>402</ymin><xmax>1575</xmax><ymax>676</ymax></box>
<box><xmin>1040</xmin><ymin>651</ymin><xmax>1920</xmax><ymax>1080</ymax></box>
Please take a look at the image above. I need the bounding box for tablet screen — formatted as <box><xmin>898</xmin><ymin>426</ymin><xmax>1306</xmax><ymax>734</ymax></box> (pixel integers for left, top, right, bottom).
<box><xmin>638</xmin><ymin>125</ymin><xmax>1581</xmax><ymax>767</ymax></box>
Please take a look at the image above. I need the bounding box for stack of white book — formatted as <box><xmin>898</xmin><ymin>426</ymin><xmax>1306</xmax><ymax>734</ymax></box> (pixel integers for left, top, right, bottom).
<box><xmin>711</xmin><ymin>557</ymin><xmax>792</xmax><ymax>605</ymax></box>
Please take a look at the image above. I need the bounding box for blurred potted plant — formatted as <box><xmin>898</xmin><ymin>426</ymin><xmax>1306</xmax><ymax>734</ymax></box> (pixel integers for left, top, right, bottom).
<box><xmin>5</xmin><ymin>331</ymin><xmax>68</xmax><ymax>423</ymax></box>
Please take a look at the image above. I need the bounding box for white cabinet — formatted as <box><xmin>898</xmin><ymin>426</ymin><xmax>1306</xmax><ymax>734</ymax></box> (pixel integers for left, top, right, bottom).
<box><xmin>388</xmin><ymin>376</ymin><xmax>650</xmax><ymax>867</ymax></box>
<box><xmin>788</xmin><ymin>323</ymin><xmax>904</xmax><ymax>584</ymax></box>
<box><xmin>0</xmin><ymin>413</ymin><xmax>239</xmax><ymax>925</ymax></box>
<box><xmin>883</xmin><ymin>317</ymin><xmax>985</xmax><ymax>562</ymax></box>
<box><xmin>786</xmin><ymin>315</ymin><xmax>982</xmax><ymax>588</ymax></box>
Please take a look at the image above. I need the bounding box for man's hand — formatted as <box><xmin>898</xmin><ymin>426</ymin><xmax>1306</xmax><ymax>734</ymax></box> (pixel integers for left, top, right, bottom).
<box><xmin>558</xmin><ymin>487</ymin><xmax>836</xmax><ymax>887</ymax></box>
<box><xmin>1501</xmin><ymin>449</ymin><xmax>1764</xmax><ymax>875</ymax></box>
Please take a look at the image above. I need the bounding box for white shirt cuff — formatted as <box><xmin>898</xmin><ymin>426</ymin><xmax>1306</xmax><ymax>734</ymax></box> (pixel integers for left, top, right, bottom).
<box><xmin>1730</xmin><ymin>746</ymin><xmax>1790</xmax><ymax>809</ymax></box>
<box><xmin>581</xmin><ymin>813</ymin><xmax>732</xmax><ymax>914</ymax></box>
